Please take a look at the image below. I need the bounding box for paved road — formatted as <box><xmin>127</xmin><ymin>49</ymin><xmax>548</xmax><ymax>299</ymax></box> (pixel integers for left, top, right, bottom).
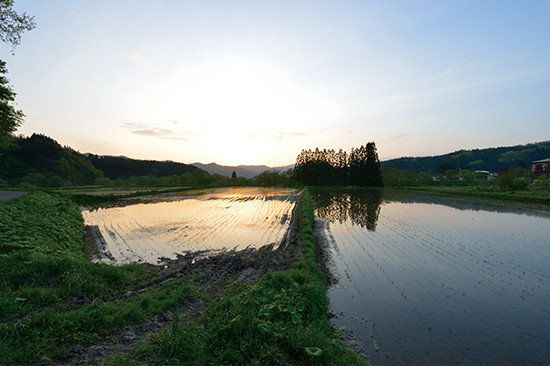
<box><xmin>0</xmin><ymin>190</ymin><xmax>26</xmax><ymax>201</ymax></box>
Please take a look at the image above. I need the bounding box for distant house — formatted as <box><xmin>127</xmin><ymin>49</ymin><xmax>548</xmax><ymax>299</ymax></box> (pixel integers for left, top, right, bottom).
<box><xmin>475</xmin><ymin>170</ymin><xmax>497</xmax><ymax>180</ymax></box>
<box><xmin>531</xmin><ymin>158</ymin><xmax>550</xmax><ymax>178</ymax></box>
<box><xmin>476</xmin><ymin>170</ymin><xmax>491</xmax><ymax>179</ymax></box>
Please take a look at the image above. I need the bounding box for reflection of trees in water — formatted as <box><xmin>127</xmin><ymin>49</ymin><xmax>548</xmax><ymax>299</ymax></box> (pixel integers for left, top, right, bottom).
<box><xmin>313</xmin><ymin>189</ymin><xmax>550</xmax><ymax>232</ymax></box>
<box><xmin>312</xmin><ymin>190</ymin><xmax>383</xmax><ymax>231</ymax></box>
<box><xmin>382</xmin><ymin>190</ymin><xmax>550</xmax><ymax>218</ymax></box>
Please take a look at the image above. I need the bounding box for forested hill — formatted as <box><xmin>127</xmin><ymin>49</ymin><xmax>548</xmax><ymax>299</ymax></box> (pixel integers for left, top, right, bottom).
<box><xmin>88</xmin><ymin>155</ymin><xmax>198</xmax><ymax>179</ymax></box>
<box><xmin>382</xmin><ymin>141</ymin><xmax>550</xmax><ymax>173</ymax></box>
<box><xmin>0</xmin><ymin>134</ymin><xmax>200</xmax><ymax>187</ymax></box>
<box><xmin>0</xmin><ymin>134</ymin><xmax>103</xmax><ymax>187</ymax></box>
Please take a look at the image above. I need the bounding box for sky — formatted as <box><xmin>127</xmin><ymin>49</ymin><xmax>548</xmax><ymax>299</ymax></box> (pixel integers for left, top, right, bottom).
<box><xmin>2</xmin><ymin>0</ymin><xmax>550</xmax><ymax>166</ymax></box>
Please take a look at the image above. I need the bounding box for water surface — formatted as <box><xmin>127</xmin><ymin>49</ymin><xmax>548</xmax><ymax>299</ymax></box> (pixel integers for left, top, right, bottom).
<box><xmin>313</xmin><ymin>190</ymin><xmax>550</xmax><ymax>365</ymax></box>
<box><xmin>83</xmin><ymin>187</ymin><xmax>300</xmax><ymax>264</ymax></box>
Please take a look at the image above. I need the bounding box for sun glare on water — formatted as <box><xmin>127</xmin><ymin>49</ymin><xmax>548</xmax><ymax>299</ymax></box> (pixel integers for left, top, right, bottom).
<box><xmin>82</xmin><ymin>187</ymin><xmax>302</xmax><ymax>264</ymax></box>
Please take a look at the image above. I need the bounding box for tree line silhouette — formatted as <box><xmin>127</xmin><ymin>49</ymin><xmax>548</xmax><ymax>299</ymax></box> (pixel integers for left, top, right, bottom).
<box><xmin>293</xmin><ymin>142</ymin><xmax>383</xmax><ymax>187</ymax></box>
<box><xmin>0</xmin><ymin>134</ymin><xmax>298</xmax><ymax>188</ymax></box>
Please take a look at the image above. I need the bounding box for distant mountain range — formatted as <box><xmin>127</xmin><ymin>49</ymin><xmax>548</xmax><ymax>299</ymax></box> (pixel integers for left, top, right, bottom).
<box><xmin>83</xmin><ymin>156</ymin><xmax>294</xmax><ymax>179</ymax></box>
<box><xmin>382</xmin><ymin>140</ymin><xmax>550</xmax><ymax>173</ymax></box>
<box><xmin>191</xmin><ymin>163</ymin><xmax>294</xmax><ymax>179</ymax></box>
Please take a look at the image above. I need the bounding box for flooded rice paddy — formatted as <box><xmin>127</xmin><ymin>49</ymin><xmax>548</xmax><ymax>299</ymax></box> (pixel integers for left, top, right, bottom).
<box><xmin>313</xmin><ymin>190</ymin><xmax>550</xmax><ymax>365</ymax></box>
<box><xmin>82</xmin><ymin>187</ymin><xmax>301</xmax><ymax>264</ymax></box>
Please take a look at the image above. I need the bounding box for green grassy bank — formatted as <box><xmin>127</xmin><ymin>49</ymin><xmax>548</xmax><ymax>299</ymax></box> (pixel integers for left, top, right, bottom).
<box><xmin>0</xmin><ymin>192</ymin><xmax>195</xmax><ymax>364</ymax></box>
<box><xmin>407</xmin><ymin>186</ymin><xmax>550</xmax><ymax>204</ymax></box>
<box><xmin>0</xmin><ymin>192</ymin><xmax>143</xmax><ymax>316</ymax></box>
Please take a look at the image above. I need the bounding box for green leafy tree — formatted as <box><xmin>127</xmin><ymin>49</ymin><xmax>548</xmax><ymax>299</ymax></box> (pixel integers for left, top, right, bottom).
<box><xmin>460</xmin><ymin>169</ymin><xmax>476</xmax><ymax>182</ymax></box>
<box><xmin>444</xmin><ymin>169</ymin><xmax>457</xmax><ymax>180</ymax></box>
<box><xmin>253</xmin><ymin>169</ymin><xmax>294</xmax><ymax>187</ymax></box>
<box><xmin>534</xmin><ymin>174</ymin><xmax>550</xmax><ymax>190</ymax></box>
<box><xmin>0</xmin><ymin>59</ymin><xmax>22</xmax><ymax>146</ymax></box>
<box><xmin>95</xmin><ymin>177</ymin><xmax>113</xmax><ymax>187</ymax></box>
<box><xmin>381</xmin><ymin>166</ymin><xmax>416</xmax><ymax>187</ymax></box>
<box><xmin>180</xmin><ymin>172</ymin><xmax>196</xmax><ymax>186</ymax></box>
<box><xmin>495</xmin><ymin>167</ymin><xmax>530</xmax><ymax>190</ymax></box>
<box><xmin>1</xmin><ymin>0</ymin><xmax>35</xmax><ymax>52</ymax></box>
<box><xmin>0</xmin><ymin>0</ymin><xmax>35</xmax><ymax>147</ymax></box>
<box><xmin>193</xmin><ymin>168</ymin><xmax>215</xmax><ymax>186</ymax></box>
<box><xmin>417</xmin><ymin>171</ymin><xmax>434</xmax><ymax>185</ymax></box>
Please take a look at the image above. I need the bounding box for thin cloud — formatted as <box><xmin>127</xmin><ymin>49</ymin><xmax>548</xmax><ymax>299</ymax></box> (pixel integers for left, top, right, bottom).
<box><xmin>123</xmin><ymin>122</ymin><xmax>186</xmax><ymax>140</ymax></box>
<box><xmin>123</xmin><ymin>122</ymin><xmax>206</xmax><ymax>140</ymax></box>
<box><xmin>390</xmin><ymin>134</ymin><xmax>407</xmax><ymax>141</ymax></box>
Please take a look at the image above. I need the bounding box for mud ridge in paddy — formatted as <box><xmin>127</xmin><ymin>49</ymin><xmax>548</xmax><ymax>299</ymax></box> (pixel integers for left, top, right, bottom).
<box><xmin>313</xmin><ymin>218</ymin><xmax>368</xmax><ymax>360</ymax></box>
<box><xmin>312</xmin><ymin>219</ymin><xmax>339</xmax><ymax>287</ymax></box>
<box><xmin>61</xmin><ymin>209</ymin><xmax>302</xmax><ymax>365</ymax></box>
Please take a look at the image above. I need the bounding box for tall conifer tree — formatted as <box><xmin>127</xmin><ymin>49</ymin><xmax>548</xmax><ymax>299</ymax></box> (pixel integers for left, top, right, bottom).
<box><xmin>364</xmin><ymin>142</ymin><xmax>383</xmax><ymax>187</ymax></box>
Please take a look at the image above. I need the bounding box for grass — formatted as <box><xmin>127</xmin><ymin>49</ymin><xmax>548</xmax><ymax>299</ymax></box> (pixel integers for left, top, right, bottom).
<box><xmin>0</xmin><ymin>192</ymin><xmax>195</xmax><ymax>365</ymax></box>
<box><xmin>0</xmin><ymin>279</ymin><xmax>195</xmax><ymax>364</ymax></box>
<box><xmin>0</xmin><ymin>192</ymin><xmax>144</xmax><ymax>320</ymax></box>
<box><xmin>407</xmin><ymin>185</ymin><xmax>550</xmax><ymax>204</ymax></box>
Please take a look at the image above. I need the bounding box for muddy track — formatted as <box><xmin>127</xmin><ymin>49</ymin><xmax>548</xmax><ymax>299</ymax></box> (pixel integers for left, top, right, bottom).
<box><xmin>54</xmin><ymin>208</ymin><xmax>303</xmax><ymax>365</ymax></box>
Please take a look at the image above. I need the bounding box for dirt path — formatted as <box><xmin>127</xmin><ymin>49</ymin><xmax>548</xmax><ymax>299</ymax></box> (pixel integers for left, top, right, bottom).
<box><xmin>0</xmin><ymin>190</ymin><xmax>26</xmax><ymax>201</ymax></box>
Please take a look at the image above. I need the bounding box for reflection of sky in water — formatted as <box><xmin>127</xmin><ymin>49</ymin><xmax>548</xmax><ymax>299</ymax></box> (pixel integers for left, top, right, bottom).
<box><xmin>313</xmin><ymin>190</ymin><xmax>550</xmax><ymax>365</ymax></box>
<box><xmin>83</xmin><ymin>187</ymin><xmax>301</xmax><ymax>264</ymax></box>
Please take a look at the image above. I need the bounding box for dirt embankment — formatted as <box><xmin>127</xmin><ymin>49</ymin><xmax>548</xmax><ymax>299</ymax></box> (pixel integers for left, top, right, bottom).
<box><xmin>59</xmin><ymin>215</ymin><xmax>302</xmax><ymax>365</ymax></box>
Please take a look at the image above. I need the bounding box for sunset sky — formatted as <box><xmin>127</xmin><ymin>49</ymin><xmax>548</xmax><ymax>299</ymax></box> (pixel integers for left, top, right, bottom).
<box><xmin>2</xmin><ymin>1</ymin><xmax>549</xmax><ymax>166</ymax></box>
